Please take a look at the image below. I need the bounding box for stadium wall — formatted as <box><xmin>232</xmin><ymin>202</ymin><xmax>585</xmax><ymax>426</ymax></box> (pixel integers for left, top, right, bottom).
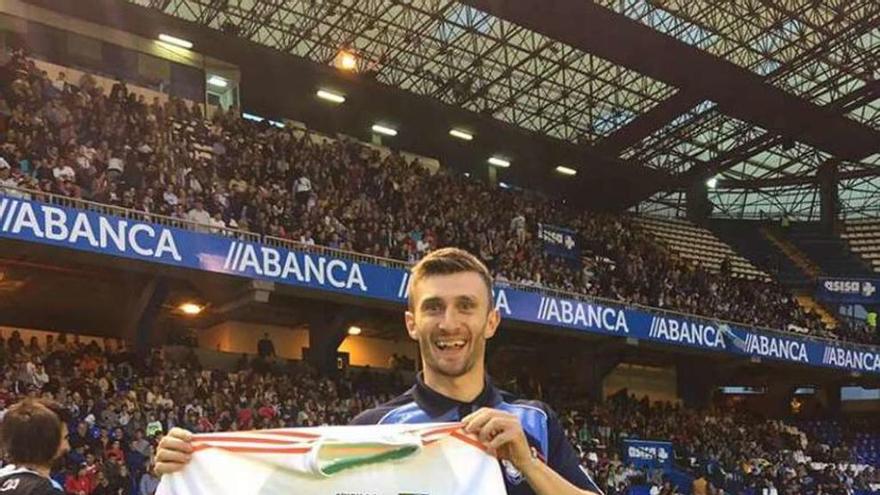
<box><xmin>198</xmin><ymin>322</ymin><xmax>310</xmax><ymax>360</ymax></box>
<box><xmin>603</xmin><ymin>363</ymin><xmax>678</xmax><ymax>403</ymax></box>
<box><xmin>0</xmin><ymin>0</ymin><xmax>238</xmax><ymax>101</ymax></box>
<box><xmin>842</xmin><ymin>399</ymin><xmax>880</xmax><ymax>413</ymax></box>
<box><xmin>198</xmin><ymin>321</ymin><xmax>418</xmax><ymax>369</ymax></box>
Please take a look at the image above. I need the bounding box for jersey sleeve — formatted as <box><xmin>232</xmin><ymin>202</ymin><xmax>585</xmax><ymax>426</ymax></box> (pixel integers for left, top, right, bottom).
<box><xmin>35</xmin><ymin>479</ymin><xmax>65</xmax><ymax>495</ymax></box>
<box><xmin>349</xmin><ymin>406</ymin><xmax>391</xmax><ymax>425</ymax></box>
<box><xmin>546</xmin><ymin>408</ymin><xmax>604</xmax><ymax>495</ymax></box>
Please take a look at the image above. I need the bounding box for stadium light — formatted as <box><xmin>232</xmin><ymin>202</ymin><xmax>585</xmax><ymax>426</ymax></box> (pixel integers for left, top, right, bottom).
<box><xmin>488</xmin><ymin>156</ymin><xmax>510</xmax><ymax>168</ymax></box>
<box><xmin>178</xmin><ymin>302</ymin><xmax>203</xmax><ymax>315</ymax></box>
<box><xmin>316</xmin><ymin>89</ymin><xmax>346</xmax><ymax>104</ymax></box>
<box><xmin>449</xmin><ymin>128</ymin><xmax>473</xmax><ymax>141</ymax></box>
<box><xmin>371</xmin><ymin>124</ymin><xmax>398</xmax><ymax>137</ymax></box>
<box><xmin>207</xmin><ymin>75</ymin><xmax>228</xmax><ymax>88</ymax></box>
<box><xmin>706</xmin><ymin>177</ymin><xmax>719</xmax><ymax>188</ymax></box>
<box><xmin>158</xmin><ymin>34</ymin><xmax>193</xmax><ymax>49</ymax></box>
<box><xmin>336</xmin><ymin>50</ymin><xmax>358</xmax><ymax>71</ymax></box>
<box><xmin>347</xmin><ymin>326</ymin><xmax>362</xmax><ymax>336</ymax></box>
<box><xmin>555</xmin><ymin>165</ymin><xmax>577</xmax><ymax>176</ymax></box>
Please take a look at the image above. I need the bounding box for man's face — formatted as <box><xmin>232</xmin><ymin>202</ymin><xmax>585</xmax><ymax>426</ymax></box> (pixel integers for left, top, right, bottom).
<box><xmin>405</xmin><ymin>272</ymin><xmax>499</xmax><ymax>378</ymax></box>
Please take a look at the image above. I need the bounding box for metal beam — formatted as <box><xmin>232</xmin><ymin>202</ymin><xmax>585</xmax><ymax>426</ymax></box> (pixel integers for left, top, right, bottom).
<box><xmin>720</xmin><ymin>167</ymin><xmax>880</xmax><ymax>189</ymax></box>
<box><xmin>592</xmin><ymin>90</ymin><xmax>704</xmax><ymax>156</ymax></box>
<box><xmin>460</xmin><ymin>0</ymin><xmax>880</xmax><ymax>160</ymax></box>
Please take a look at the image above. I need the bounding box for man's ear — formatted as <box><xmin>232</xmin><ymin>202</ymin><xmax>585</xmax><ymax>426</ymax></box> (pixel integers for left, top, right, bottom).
<box><xmin>404</xmin><ymin>310</ymin><xmax>418</xmax><ymax>341</ymax></box>
<box><xmin>484</xmin><ymin>308</ymin><xmax>501</xmax><ymax>340</ymax></box>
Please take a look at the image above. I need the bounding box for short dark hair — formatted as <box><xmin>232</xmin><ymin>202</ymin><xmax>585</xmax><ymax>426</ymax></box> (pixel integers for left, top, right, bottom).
<box><xmin>0</xmin><ymin>399</ymin><xmax>67</xmax><ymax>465</ymax></box>
<box><xmin>408</xmin><ymin>248</ymin><xmax>493</xmax><ymax>310</ymax></box>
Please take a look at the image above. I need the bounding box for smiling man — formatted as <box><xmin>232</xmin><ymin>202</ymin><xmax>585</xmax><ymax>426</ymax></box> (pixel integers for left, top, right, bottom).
<box><xmin>154</xmin><ymin>248</ymin><xmax>601</xmax><ymax>495</ymax></box>
<box><xmin>349</xmin><ymin>247</ymin><xmax>602</xmax><ymax>495</ymax></box>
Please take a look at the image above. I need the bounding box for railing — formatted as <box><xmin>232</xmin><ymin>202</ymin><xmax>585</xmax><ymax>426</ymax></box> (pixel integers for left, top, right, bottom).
<box><xmin>2</xmin><ymin>187</ymin><xmax>259</xmax><ymax>243</ymax></box>
<box><xmin>3</xmin><ymin>185</ymin><xmax>879</xmax><ymax>353</ymax></box>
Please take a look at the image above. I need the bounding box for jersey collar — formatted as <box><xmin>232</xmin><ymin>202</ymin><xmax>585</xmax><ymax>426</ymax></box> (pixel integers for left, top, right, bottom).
<box><xmin>411</xmin><ymin>372</ymin><xmax>504</xmax><ymax>419</ymax></box>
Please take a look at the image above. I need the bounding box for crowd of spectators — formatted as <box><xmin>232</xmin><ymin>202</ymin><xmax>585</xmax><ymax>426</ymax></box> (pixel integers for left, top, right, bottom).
<box><xmin>0</xmin><ymin>329</ymin><xmax>878</xmax><ymax>495</ymax></box>
<box><xmin>0</xmin><ymin>49</ymin><xmax>877</xmax><ymax>346</ymax></box>
<box><xmin>0</xmin><ymin>330</ymin><xmax>402</xmax><ymax>494</ymax></box>
<box><xmin>561</xmin><ymin>393</ymin><xmax>880</xmax><ymax>494</ymax></box>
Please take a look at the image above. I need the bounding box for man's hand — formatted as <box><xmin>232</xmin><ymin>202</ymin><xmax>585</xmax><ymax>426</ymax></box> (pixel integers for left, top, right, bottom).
<box><xmin>154</xmin><ymin>427</ymin><xmax>194</xmax><ymax>475</ymax></box>
<box><xmin>462</xmin><ymin>407</ymin><xmax>535</xmax><ymax>471</ymax></box>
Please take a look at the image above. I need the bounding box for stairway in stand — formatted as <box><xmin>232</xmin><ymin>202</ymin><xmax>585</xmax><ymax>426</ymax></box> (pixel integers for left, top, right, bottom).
<box><xmin>761</xmin><ymin>226</ymin><xmax>841</xmax><ymax>329</ymax></box>
<box><xmin>760</xmin><ymin>226</ymin><xmax>822</xmax><ymax>280</ymax></box>
<box><xmin>794</xmin><ymin>294</ymin><xmax>839</xmax><ymax>330</ymax></box>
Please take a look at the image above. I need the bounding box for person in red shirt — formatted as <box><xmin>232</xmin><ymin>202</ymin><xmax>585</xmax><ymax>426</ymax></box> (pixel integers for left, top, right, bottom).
<box><xmin>64</xmin><ymin>463</ymin><xmax>97</xmax><ymax>495</ymax></box>
<box><xmin>105</xmin><ymin>440</ymin><xmax>125</xmax><ymax>464</ymax></box>
<box><xmin>257</xmin><ymin>402</ymin><xmax>276</xmax><ymax>421</ymax></box>
<box><xmin>236</xmin><ymin>404</ymin><xmax>253</xmax><ymax>430</ymax></box>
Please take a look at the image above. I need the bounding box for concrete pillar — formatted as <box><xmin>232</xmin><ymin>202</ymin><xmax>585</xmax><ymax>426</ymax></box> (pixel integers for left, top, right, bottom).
<box><xmin>676</xmin><ymin>358</ymin><xmax>717</xmax><ymax>409</ymax></box>
<box><xmin>123</xmin><ymin>277</ymin><xmax>169</xmax><ymax>358</ymax></box>
<box><xmin>762</xmin><ymin>379</ymin><xmax>799</xmax><ymax>417</ymax></box>
<box><xmin>686</xmin><ymin>178</ymin><xmax>712</xmax><ymax>224</ymax></box>
<box><xmin>582</xmin><ymin>350</ymin><xmax>620</xmax><ymax>403</ymax></box>
<box><xmin>818</xmin><ymin>159</ymin><xmax>840</xmax><ymax>235</ymax></box>
<box><xmin>822</xmin><ymin>382</ymin><xmax>843</xmax><ymax>415</ymax></box>
<box><xmin>486</xmin><ymin>163</ymin><xmax>498</xmax><ymax>187</ymax></box>
<box><xmin>305</xmin><ymin>304</ymin><xmax>367</xmax><ymax>375</ymax></box>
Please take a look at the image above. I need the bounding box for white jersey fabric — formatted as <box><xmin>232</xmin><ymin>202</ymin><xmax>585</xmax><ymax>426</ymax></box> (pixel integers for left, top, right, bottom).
<box><xmin>157</xmin><ymin>423</ymin><xmax>507</xmax><ymax>495</ymax></box>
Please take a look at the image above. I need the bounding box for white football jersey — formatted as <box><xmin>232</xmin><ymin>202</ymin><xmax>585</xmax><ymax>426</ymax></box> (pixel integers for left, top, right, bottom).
<box><xmin>157</xmin><ymin>423</ymin><xmax>507</xmax><ymax>495</ymax></box>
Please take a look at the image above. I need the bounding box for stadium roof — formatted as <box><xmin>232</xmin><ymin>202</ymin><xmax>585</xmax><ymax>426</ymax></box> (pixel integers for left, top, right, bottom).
<box><xmin>122</xmin><ymin>0</ymin><xmax>880</xmax><ymax>218</ymax></box>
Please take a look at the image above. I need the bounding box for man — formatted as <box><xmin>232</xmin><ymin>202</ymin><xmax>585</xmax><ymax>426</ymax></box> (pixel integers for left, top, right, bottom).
<box><xmin>256</xmin><ymin>332</ymin><xmax>276</xmax><ymax>359</ymax></box>
<box><xmin>0</xmin><ymin>158</ymin><xmax>21</xmax><ymax>197</ymax></box>
<box><xmin>0</xmin><ymin>398</ymin><xmax>71</xmax><ymax>494</ymax></box>
<box><xmin>155</xmin><ymin>248</ymin><xmax>602</xmax><ymax>494</ymax></box>
<box><xmin>692</xmin><ymin>470</ymin><xmax>709</xmax><ymax>495</ymax></box>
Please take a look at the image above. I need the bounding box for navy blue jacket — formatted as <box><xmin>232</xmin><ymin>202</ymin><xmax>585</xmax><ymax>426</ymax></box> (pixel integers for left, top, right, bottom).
<box><xmin>351</xmin><ymin>374</ymin><xmax>602</xmax><ymax>495</ymax></box>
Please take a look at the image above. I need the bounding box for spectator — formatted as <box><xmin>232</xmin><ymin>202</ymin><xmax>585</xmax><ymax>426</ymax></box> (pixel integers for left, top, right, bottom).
<box><xmin>293</xmin><ymin>174</ymin><xmax>312</xmax><ymax>205</ymax></box>
<box><xmin>256</xmin><ymin>333</ymin><xmax>276</xmax><ymax>359</ymax></box>
<box><xmin>693</xmin><ymin>471</ymin><xmax>710</xmax><ymax>495</ymax></box>
<box><xmin>185</xmin><ymin>198</ymin><xmax>211</xmax><ymax>227</ymax></box>
<box><xmin>138</xmin><ymin>464</ymin><xmax>159</xmax><ymax>495</ymax></box>
<box><xmin>65</xmin><ymin>463</ymin><xmax>97</xmax><ymax>495</ymax></box>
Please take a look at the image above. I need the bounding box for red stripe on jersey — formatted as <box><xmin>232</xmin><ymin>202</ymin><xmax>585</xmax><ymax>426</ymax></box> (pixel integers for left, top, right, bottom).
<box><xmin>450</xmin><ymin>430</ymin><xmax>491</xmax><ymax>454</ymax></box>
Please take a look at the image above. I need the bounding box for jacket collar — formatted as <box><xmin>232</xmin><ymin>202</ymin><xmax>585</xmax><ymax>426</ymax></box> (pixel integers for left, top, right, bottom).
<box><xmin>411</xmin><ymin>372</ymin><xmax>504</xmax><ymax>418</ymax></box>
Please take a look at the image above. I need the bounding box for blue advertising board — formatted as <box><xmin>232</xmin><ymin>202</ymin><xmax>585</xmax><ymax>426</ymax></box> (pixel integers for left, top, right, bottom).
<box><xmin>1</xmin><ymin>194</ymin><xmax>879</xmax><ymax>376</ymax></box>
<box><xmin>817</xmin><ymin>277</ymin><xmax>880</xmax><ymax>305</ymax></box>
<box><xmin>623</xmin><ymin>439</ymin><xmax>673</xmax><ymax>470</ymax></box>
<box><xmin>537</xmin><ymin>223</ymin><xmax>580</xmax><ymax>260</ymax></box>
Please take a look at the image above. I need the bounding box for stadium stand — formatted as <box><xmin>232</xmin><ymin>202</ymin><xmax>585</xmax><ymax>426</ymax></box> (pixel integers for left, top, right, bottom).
<box><xmin>1</xmin><ymin>2</ymin><xmax>880</xmax><ymax>495</ymax></box>
<box><xmin>842</xmin><ymin>220</ymin><xmax>880</xmax><ymax>273</ymax></box>
<box><xmin>0</xmin><ymin>329</ymin><xmax>877</xmax><ymax>495</ymax></box>
<box><xmin>632</xmin><ymin>216</ymin><xmax>770</xmax><ymax>281</ymax></box>
<box><xmin>781</xmin><ymin>223</ymin><xmax>872</xmax><ymax>278</ymax></box>
<box><xmin>2</xmin><ymin>49</ymin><xmax>874</xmax><ymax>347</ymax></box>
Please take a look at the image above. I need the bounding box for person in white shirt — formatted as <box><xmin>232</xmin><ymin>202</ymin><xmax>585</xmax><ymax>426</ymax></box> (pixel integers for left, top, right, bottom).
<box><xmin>107</xmin><ymin>156</ymin><xmax>125</xmax><ymax>177</ymax></box>
<box><xmin>208</xmin><ymin>212</ymin><xmax>227</xmax><ymax>235</ymax></box>
<box><xmin>186</xmin><ymin>199</ymin><xmax>212</xmax><ymax>229</ymax></box>
<box><xmin>0</xmin><ymin>159</ymin><xmax>23</xmax><ymax>197</ymax></box>
<box><xmin>510</xmin><ymin>213</ymin><xmax>526</xmax><ymax>243</ymax></box>
<box><xmin>293</xmin><ymin>175</ymin><xmax>312</xmax><ymax>204</ymax></box>
<box><xmin>52</xmin><ymin>163</ymin><xmax>76</xmax><ymax>183</ymax></box>
<box><xmin>299</xmin><ymin>231</ymin><xmax>316</xmax><ymax>246</ymax></box>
